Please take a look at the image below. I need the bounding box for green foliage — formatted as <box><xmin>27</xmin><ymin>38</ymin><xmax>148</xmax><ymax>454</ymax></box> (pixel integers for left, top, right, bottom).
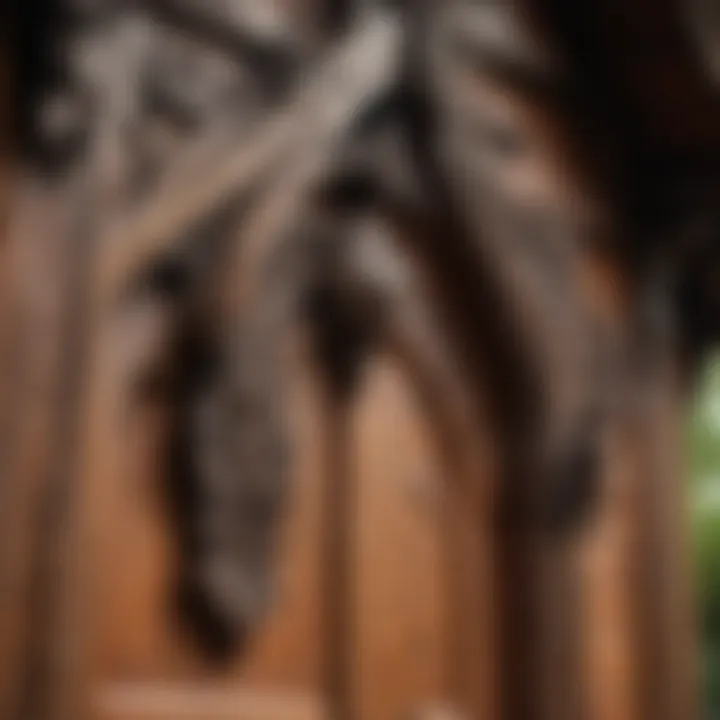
<box><xmin>689</xmin><ymin>355</ymin><xmax>720</xmax><ymax>718</ymax></box>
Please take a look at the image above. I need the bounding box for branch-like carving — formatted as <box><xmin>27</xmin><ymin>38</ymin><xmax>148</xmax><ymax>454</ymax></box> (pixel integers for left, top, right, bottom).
<box><xmin>102</xmin><ymin>7</ymin><xmax>404</xmax><ymax>301</ymax></box>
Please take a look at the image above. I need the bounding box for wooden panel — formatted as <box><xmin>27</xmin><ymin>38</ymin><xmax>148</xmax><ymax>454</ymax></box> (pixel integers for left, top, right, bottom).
<box><xmin>70</xmin><ymin>325</ymin><xmax>450</xmax><ymax>720</ymax></box>
<box><xmin>628</xmin><ymin>359</ymin><xmax>699</xmax><ymax>720</ymax></box>
<box><xmin>579</xmin><ymin>430</ymin><xmax>640</xmax><ymax>720</ymax></box>
<box><xmin>0</xmin><ymin>174</ymin><xmax>95</xmax><ymax>720</ymax></box>
<box><xmin>354</xmin><ymin>360</ymin><xmax>446</xmax><ymax>720</ymax></box>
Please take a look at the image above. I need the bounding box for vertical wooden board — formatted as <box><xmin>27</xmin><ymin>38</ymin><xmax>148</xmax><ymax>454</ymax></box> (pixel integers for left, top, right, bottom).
<box><xmin>628</xmin><ymin>369</ymin><xmax>699</xmax><ymax>720</ymax></box>
<box><xmin>0</xmin><ymin>178</ymin><xmax>91</xmax><ymax>719</ymax></box>
<box><xmin>579</xmin><ymin>431</ymin><xmax>639</xmax><ymax>720</ymax></box>
<box><xmin>354</xmin><ymin>359</ymin><xmax>446</xmax><ymax>720</ymax></box>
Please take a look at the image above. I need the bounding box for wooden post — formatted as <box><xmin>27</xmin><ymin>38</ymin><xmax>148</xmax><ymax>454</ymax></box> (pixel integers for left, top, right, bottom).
<box><xmin>627</xmin><ymin>338</ymin><xmax>699</xmax><ymax>720</ymax></box>
<box><xmin>321</xmin><ymin>389</ymin><xmax>358</xmax><ymax>720</ymax></box>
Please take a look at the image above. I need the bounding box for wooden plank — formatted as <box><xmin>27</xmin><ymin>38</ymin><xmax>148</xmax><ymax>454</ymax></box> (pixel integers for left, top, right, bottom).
<box><xmin>627</xmin><ymin>350</ymin><xmax>699</xmax><ymax>720</ymax></box>
<box><xmin>0</xmin><ymin>172</ymin><xmax>95</xmax><ymax>720</ymax></box>
<box><xmin>354</xmin><ymin>361</ymin><xmax>446</xmax><ymax>720</ymax></box>
<box><xmin>579</xmin><ymin>429</ymin><xmax>640</xmax><ymax>720</ymax></box>
<box><xmin>95</xmin><ymin>684</ymin><xmax>326</xmax><ymax>720</ymax></box>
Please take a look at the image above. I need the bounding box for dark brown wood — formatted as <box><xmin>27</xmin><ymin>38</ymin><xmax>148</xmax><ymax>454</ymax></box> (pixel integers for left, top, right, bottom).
<box><xmin>0</xmin><ymin>3</ymin><xmax>707</xmax><ymax>720</ymax></box>
<box><xmin>321</xmin><ymin>393</ymin><xmax>357</xmax><ymax>720</ymax></box>
<box><xmin>627</xmin><ymin>346</ymin><xmax>699</xmax><ymax>720</ymax></box>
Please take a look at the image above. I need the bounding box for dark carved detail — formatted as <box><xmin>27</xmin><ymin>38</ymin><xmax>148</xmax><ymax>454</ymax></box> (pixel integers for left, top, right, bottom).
<box><xmin>14</xmin><ymin>0</ymin><xmax>720</xmax><ymax>663</ymax></box>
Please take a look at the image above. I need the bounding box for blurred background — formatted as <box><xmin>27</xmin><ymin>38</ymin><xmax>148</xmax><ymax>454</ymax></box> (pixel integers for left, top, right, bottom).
<box><xmin>690</xmin><ymin>354</ymin><xmax>720</xmax><ymax>718</ymax></box>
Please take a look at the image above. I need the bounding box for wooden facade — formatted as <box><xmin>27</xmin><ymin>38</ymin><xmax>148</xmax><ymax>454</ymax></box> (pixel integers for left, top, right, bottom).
<box><xmin>0</xmin><ymin>2</ymin><xmax>709</xmax><ymax>720</ymax></box>
<box><xmin>0</xmin><ymin>175</ymin><xmax>700</xmax><ymax>720</ymax></box>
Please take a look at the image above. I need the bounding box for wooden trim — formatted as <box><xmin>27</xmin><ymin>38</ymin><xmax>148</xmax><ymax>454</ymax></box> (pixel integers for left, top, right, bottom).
<box><xmin>96</xmin><ymin>683</ymin><xmax>326</xmax><ymax>720</ymax></box>
<box><xmin>320</xmin><ymin>392</ymin><xmax>358</xmax><ymax>720</ymax></box>
<box><xmin>628</xmin><ymin>354</ymin><xmax>699</xmax><ymax>720</ymax></box>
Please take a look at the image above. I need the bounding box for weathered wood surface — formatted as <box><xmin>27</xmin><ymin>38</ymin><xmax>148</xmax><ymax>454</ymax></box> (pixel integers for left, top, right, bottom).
<box><xmin>0</xmin><ymin>2</ymin><xmax>712</xmax><ymax>720</ymax></box>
